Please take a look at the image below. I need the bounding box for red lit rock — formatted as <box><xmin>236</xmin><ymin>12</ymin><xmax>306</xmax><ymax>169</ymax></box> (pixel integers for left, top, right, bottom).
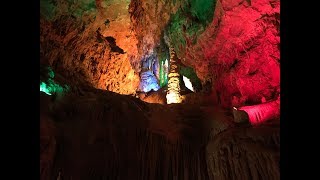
<box><xmin>180</xmin><ymin>0</ymin><xmax>280</xmax><ymax>108</ymax></box>
<box><xmin>233</xmin><ymin>96</ymin><xmax>280</xmax><ymax>125</ymax></box>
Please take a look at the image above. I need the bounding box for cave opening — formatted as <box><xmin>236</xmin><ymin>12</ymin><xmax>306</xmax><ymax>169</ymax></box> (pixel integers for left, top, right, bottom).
<box><xmin>40</xmin><ymin>0</ymin><xmax>280</xmax><ymax>179</ymax></box>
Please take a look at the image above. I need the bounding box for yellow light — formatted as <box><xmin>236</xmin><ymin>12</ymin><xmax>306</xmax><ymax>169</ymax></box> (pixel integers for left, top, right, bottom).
<box><xmin>166</xmin><ymin>92</ymin><xmax>182</xmax><ymax>104</ymax></box>
<box><xmin>166</xmin><ymin>75</ymin><xmax>182</xmax><ymax>104</ymax></box>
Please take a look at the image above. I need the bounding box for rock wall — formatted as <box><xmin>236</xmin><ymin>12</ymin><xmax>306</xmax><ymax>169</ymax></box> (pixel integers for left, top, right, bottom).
<box><xmin>181</xmin><ymin>0</ymin><xmax>280</xmax><ymax>108</ymax></box>
<box><xmin>206</xmin><ymin>123</ymin><xmax>280</xmax><ymax>180</ymax></box>
<box><xmin>40</xmin><ymin>0</ymin><xmax>140</xmax><ymax>95</ymax></box>
<box><xmin>41</xmin><ymin>0</ymin><xmax>280</xmax><ymax>105</ymax></box>
<box><xmin>128</xmin><ymin>0</ymin><xmax>280</xmax><ymax>108</ymax></box>
<box><xmin>128</xmin><ymin>0</ymin><xmax>182</xmax><ymax>62</ymax></box>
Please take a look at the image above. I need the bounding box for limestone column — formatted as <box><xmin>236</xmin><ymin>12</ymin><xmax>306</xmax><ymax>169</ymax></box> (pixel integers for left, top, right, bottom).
<box><xmin>166</xmin><ymin>46</ymin><xmax>182</xmax><ymax>104</ymax></box>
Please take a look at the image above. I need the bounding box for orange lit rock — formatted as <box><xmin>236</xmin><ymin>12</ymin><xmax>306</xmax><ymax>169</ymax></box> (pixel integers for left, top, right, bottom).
<box><xmin>40</xmin><ymin>0</ymin><xmax>140</xmax><ymax>95</ymax></box>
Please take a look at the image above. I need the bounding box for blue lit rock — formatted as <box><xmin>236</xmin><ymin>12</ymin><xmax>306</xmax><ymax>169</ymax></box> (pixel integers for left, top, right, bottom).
<box><xmin>139</xmin><ymin>71</ymin><xmax>160</xmax><ymax>92</ymax></box>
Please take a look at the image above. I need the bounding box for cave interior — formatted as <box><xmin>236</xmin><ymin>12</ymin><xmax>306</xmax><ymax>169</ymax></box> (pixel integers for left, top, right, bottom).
<box><xmin>40</xmin><ymin>0</ymin><xmax>280</xmax><ymax>179</ymax></box>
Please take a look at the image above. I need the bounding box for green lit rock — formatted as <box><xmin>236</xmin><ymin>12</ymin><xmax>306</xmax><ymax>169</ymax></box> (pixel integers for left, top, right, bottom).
<box><xmin>40</xmin><ymin>0</ymin><xmax>56</xmax><ymax>20</ymax></box>
<box><xmin>40</xmin><ymin>79</ymin><xmax>69</xmax><ymax>96</ymax></box>
<box><xmin>40</xmin><ymin>67</ymin><xmax>70</xmax><ymax>96</ymax></box>
<box><xmin>167</xmin><ymin>0</ymin><xmax>216</xmax><ymax>56</ymax></box>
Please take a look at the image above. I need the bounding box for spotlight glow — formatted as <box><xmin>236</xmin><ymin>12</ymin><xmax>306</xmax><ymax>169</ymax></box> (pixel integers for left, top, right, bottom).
<box><xmin>40</xmin><ymin>82</ymin><xmax>52</xmax><ymax>95</ymax></box>
<box><xmin>166</xmin><ymin>92</ymin><xmax>182</xmax><ymax>104</ymax></box>
<box><xmin>182</xmin><ymin>76</ymin><xmax>194</xmax><ymax>92</ymax></box>
<box><xmin>165</xmin><ymin>59</ymin><xmax>168</xmax><ymax>68</ymax></box>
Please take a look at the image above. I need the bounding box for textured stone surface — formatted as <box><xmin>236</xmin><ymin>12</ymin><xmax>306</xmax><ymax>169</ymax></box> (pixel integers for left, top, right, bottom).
<box><xmin>41</xmin><ymin>0</ymin><xmax>280</xmax><ymax>107</ymax></box>
<box><xmin>137</xmin><ymin>87</ymin><xmax>167</xmax><ymax>104</ymax></box>
<box><xmin>181</xmin><ymin>0</ymin><xmax>280</xmax><ymax>108</ymax></box>
<box><xmin>40</xmin><ymin>0</ymin><xmax>280</xmax><ymax>179</ymax></box>
<box><xmin>40</xmin><ymin>0</ymin><xmax>140</xmax><ymax>95</ymax></box>
<box><xmin>206</xmin><ymin>122</ymin><xmax>280</xmax><ymax>180</ymax></box>
<box><xmin>128</xmin><ymin>0</ymin><xmax>181</xmax><ymax>62</ymax></box>
<box><xmin>128</xmin><ymin>0</ymin><xmax>280</xmax><ymax>108</ymax></box>
<box><xmin>40</xmin><ymin>88</ymin><xmax>279</xmax><ymax>180</ymax></box>
<box><xmin>138</xmin><ymin>71</ymin><xmax>160</xmax><ymax>92</ymax></box>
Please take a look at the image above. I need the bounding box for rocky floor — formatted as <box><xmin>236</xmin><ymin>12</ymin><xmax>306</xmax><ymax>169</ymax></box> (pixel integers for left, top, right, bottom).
<box><xmin>40</xmin><ymin>88</ymin><xmax>279</xmax><ymax>180</ymax></box>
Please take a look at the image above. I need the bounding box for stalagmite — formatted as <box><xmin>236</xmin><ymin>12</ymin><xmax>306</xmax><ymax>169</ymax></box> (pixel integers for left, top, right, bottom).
<box><xmin>166</xmin><ymin>46</ymin><xmax>182</xmax><ymax>104</ymax></box>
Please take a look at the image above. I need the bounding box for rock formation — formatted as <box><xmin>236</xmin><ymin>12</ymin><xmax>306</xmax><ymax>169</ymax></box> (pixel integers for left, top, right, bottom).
<box><xmin>40</xmin><ymin>86</ymin><xmax>279</xmax><ymax>180</ymax></box>
<box><xmin>40</xmin><ymin>0</ymin><xmax>280</xmax><ymax>179</ymax></box>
